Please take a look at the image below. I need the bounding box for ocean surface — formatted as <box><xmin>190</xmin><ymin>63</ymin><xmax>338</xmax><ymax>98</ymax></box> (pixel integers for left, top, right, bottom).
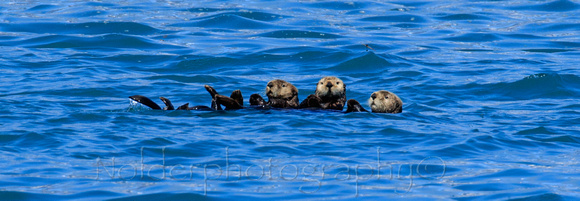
<box><xmin>1</xmin><ymin>0</ymin><xmax>579</xmax><ymax>200</ymax></box>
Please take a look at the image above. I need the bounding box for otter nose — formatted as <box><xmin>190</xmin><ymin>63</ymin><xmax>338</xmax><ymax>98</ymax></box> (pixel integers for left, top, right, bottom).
<box><xmin>371</xmin><ymin>93</ymin><xmax>377</xmax><ymax>100</ymax></box>
<box><xmin>326</xmin><ymin>82</ymin><xmax>333</xmax><ymax>88</ymax></box>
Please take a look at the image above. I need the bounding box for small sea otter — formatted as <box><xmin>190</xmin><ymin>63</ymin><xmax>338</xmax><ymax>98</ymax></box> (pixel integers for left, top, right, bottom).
<box><xmin>249</xmin><ymin>79</ymin><xmax>299</xmax><ymax>108</ymax></box>
<box><xmin>299</xmin><ymin>76</ymin><xmax>346</xmax><ymax>110</ymax></box>
<box><xmin>345</xmin><ymin>90</ymin><xmax>403</xmax><ymax>113</ymax></box>
<box><xmin>368</xmin><ymin>90</ymin><xmax>402</xmax><ymax>113</ymax></box>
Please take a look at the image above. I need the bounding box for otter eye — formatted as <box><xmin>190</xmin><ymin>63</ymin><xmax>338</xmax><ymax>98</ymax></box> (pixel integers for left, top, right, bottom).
<box><xmin>282</xmin><ymin>84</ymin><xmax>286</xmax><ymax>87</ymax></box>
<box><xmin>385</xmin><ymin>96</ymin><xmax>389</xmax><ymax>99</ymax></box>
<box><xmin>336</xmin><ymin>82</ymin><xmax>340</xmax><ymax>85</ymax></box>
<box><xmin>319</xmin><ymin>82</ymin><xmax>323</xmax><ymax>85</ymax></box>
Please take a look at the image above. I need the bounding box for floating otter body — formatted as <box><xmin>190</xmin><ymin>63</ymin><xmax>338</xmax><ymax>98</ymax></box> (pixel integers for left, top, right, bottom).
<box><xmin>129</xmin><ymin>77</ymin><xmax>402</xmax><ymax>114</ymax></box>
<box><xmin>129</xmin><ymin>85</ymin><xmax>243</xmax><ymax>111</ymax></box>
<box><xmin>250</xmin><ymin>79</ymin><xmax>299</xmax><ymax>108</ymax></box>
<box><xmin>345</xmin><ymin>90</ymin><xmax>402</xmax><ymax>113</ymax></box>
<box><xmin>299</xmin><ymin>76</ymin><xmax>346</xmax><ymax>110</ymax></box>
<box><xmin>129</xmin><ymin>95</ymin><xmax>210</xmax><ymax>110</ymax></box>
<box><xmin>129</xmin><ymin>95</ymin><xmax>162</xmax><ymax>110</ymax></box>
<box><xmin>204</xmin><ymin>85</ymin><xmax>244</xmax><ymax>110</ymax></box>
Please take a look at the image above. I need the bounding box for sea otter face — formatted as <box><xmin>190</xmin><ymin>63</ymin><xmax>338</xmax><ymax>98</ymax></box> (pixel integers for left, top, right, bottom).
<box><xmin>368</xmin><ymin>90</ymin><xmax>403</xmax><ymax>113</ymax></box>
<box><xmin>315</xmin><ymin>76</ymin><xmax>345</xmax><ymax>99</ymax></box>
<box><xmin>266</xmin><ymin>79</ymin><xmax>298</xmax><ymax>100</ymax></box>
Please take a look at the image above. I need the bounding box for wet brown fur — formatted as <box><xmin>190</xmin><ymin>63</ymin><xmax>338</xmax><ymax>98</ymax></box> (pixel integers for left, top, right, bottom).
<box><xmin>368</xmin><ymin>90</ymin><xmax>402</xmax><ymax>113</ymax></box>
<box><xmin>250</xmin><ymin>79</ymin><xmax>299</xmax><ymax>108</ymax></box>
<box><xmin>299</xmin><ymin>76</ymin><xmax>346</xmax><ymax>110</ymax></box>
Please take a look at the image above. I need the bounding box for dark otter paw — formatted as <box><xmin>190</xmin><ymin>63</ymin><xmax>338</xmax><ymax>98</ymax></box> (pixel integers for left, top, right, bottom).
<box><xmin>177</xmin><ymin>103</ymin><xmax>190</xmax><ymax>110</ymax></box>
<box><xmin>250</xmin><ymin>94</ymin><xmax>267</xmax><ymax>106</ymax></box>
<box><xmin>130</xmin><ymin>95</ymin><xmax>161</xmax><ymax>110</ymax></box>
<box><xmin>230</xmin><ymin>90</ymin><xmax>243</xmax><ymax>106</ymax></box>
<box><xmin>204</xmin><ymin>85</ymin><xmax>219</xmax><ymax>98</ymax></box>
<box><xmin>159</xmin><ymin>97</ymin><xmax>175</xmax><ymax>110</ymax></box>
<box><xmin>216</xmin><ymin>94</ymin><xmax>243</xmax><ymax>110</ymax></box>
<box><xmin>345</xmin><ymin>99</ymin><xmax>367</xmax><ymax>113</ymax></box>
<box><xmin>299</xmin><ymin>94</ymin><xmax>322</xmax><ymax>108</ymax></box>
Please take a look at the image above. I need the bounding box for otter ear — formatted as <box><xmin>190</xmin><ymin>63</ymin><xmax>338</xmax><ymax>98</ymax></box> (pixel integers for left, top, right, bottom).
<box><xmin>394</xmin><ymin>101</ymin><xmax>402</xmax><ymax>113</ymax></box>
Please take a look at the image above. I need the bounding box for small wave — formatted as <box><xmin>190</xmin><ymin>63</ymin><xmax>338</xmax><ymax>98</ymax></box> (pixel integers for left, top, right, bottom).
<box><xmin>442</xmin><ymin>33</ymin><xmax>501</xmax><ymax>42</ymax></box>
<box><xmin>100</xmin><ymin>54</ymin><xmax>175</xmax><ymax>66</ymax></box>
<box><xmin>392</xmin><ymin>23</ymin><xmax>425</xmax><ymax>28</ymax></box>
<box><xmin>259</xmin><ymin>30</ymin><xmax>341</xmax><ymax>39</ymax></box>
<box><xmin>146</xmin><ymin>75</ymin><xmax>227</xmax><ymax>84</ymax></box>
<box><xmin>360</xmin><ymin>14</ymin><xmax>427</xmax><ymax>23</ymax></box>
<box><xmin>26</xmin><ymin>4</ymin><xmax>58</xmax><ymax>12</ymax></box>
<box><xmin>443</xmin><ymin>73</ymin><xmax>580</xmax><ymax>101</ymax></box>
<box><xmin>306</xmin><ymin>2</ymin><xmax>368</xmax><ymax>10</ymax></box>
<box><xmin>64</xmin><ymin>10</ymin><xmax>107</xmax><ymax>18</ymax></box>
<box><xmin>13</xmin><ymin>131</ymin><xmax>63</xmax><ymax>151</ymax></box>
<box><xmin>108</xmin><ymin>192</ymin><xmax>207</xmax><ymax>201</ymax></box>
<box><xmin>454</xmin><ymin>182</ymin><xmax>535</xmax><ymax>192</ymax></box>
<box><xmin>0</xmin><ymin>22</ymin><xmax>163</xmax><ymax>35</ymax></box>
<box><xmin>522</xmin><ymin>49</ymin><xmax>574</xmax><ymax>53</ymax></box>
<box><xmin>253</xmin><ymin>145</ymin><xmax>303</xmax><ymax>156</ymax></box>
<box><xmin>511</xmin><ymin>0</ymin><xmax>580</xmax><ymax>12</ymax></box>
<box><xmin>434</xmin><ymin>13</ymin><xmax>492</xmax><ymax>21</ymax></box>
<box><xmin>549</xmin><ymin>41</ymin><xmax>580</xmax><ymax>48</ymax></box>
<box><xmin>137</xmin><ymin>137</ymin><xmax>177</xmax><ymax>147</ymax></box>
<box><xmin>186</xmin><ymin>7</ymin><xmax>226</xmax><ymax>13</ymax></box>
<box><xmin>326</xmin><ymin>52</ymin><xmax>410</xmax><ymax>73</ymax></box>
<box><xmin>511</xmin><ymin>193</ymin><xmax>575</xmax><ymax>201</ymax></box>
<box><xmin>0</xmin><ymin>134</ymin><xmax>21</xmax><ymax>145</ymax></box>
<box><xmin>515</xmin><ymin>126</ymin><xmax>559</xmax><ymax>135</ymax></box>
<box><xmin>501</xmin><ymin>34</ymin><xmax>546</xmax><ymax>40</ymax></box>
<box><xmin>522</xmin><ymin>23</ymin><xmax>580</xmax><ymax>33</ymax></box>
<box><xmin>0</xmin><ymin>191</ymin><xmax>58</xmax><ymax>200</ymax></box>
<box><xmin>494</xmin><ymin>73</ymin><xmax>580</xmax><ymax>100</ymax></box>
<box><xmin>515</xmin><ymin>126</ymin><xmax>580</xmax><ymax>145</ymax></box>
<box><xmin>172</xmin><ymin>13</ymin><xmax>281</xmax><ymax>29</ymax></box>
<box><xmin>227</xmin><ymin>11</ymin><xmax>287</xmax><ymax>22</ymax></box>
<box><xmin>5</xmin><ymin>34</ymin><xmax>182</xmax><ymax>50</ymax></box>
<box><xmin>166</xmin><ymin>56</ymin><xmax>242</xmax><ymax>73</ymax></box>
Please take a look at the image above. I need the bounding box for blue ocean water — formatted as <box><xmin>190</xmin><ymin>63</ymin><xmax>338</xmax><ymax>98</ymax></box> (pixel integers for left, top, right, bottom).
<box><xmin>1</xmin><ymin>0</ymin><xmax>579</xmax><ymax>200</ymax></box>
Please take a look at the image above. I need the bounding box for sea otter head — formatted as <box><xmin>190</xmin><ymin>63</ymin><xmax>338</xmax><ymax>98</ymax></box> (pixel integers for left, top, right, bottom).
<box><xmin>315</xmin><ymin>76</ymin><xmax>345</xmax><ymax>101</ymax></box>
<box><xmin>368</xmin><ymin>90</ymin><xmax>403</xmax><ymax>113</ymax></box>
<box><xmin>266</xmin><ymin>79</ymin><xmax>298</xmax><ymax>102</ymax></box>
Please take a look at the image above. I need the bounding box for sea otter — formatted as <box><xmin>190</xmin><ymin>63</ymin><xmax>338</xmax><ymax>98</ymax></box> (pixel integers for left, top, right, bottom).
<box><xmin>368</xmin><ymin>90</ymin><xmax>402</xmax><ymax>113</ymax></box>
<box><xmin>128</xmin><ymin>85</ymin><xmax>243</xmax><ymax>110</ymax></box>
<box><xmin>204</xmin><ymin>85</ymin><xmax>244</xmax><ymax>110</ymax></box>
<box><xmin>129</xmin><ymin>95</ymin><xmax>210</xmax><ymax>110</ymax></box>
<box><xmin>345</xmin><ymin>90</ymin><xmax>402</xmax><ymax>113</ymax></box>
<box><xmin>249</xmin><ymin>79</ymin><xmax>299</xmax><ymax>108</ymax></box>
<box><xmin>299</xmin><ymin>76</ymin><xmax>346</xmax><ymax>110</ymax></box>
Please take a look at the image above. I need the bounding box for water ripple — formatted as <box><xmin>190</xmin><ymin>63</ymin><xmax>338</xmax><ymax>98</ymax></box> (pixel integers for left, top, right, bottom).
<box><xmin>360</xmin><ymin>14</ymin><xmax>428</xmax><ymax>23</ymax></box>
<box><xmin>1</xmin><ymin>0</ymin><xmax>579</xmax><ymax>200</ymax></box>
<box><xmin>511</xmin><ymin>0</ymin><xmax>580</xmax><ymax>12</ymax></box>
<box><xmin>0</xmin><ymin>22</ymin><xmax>162</xmax><ymax>35</ymax></box>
